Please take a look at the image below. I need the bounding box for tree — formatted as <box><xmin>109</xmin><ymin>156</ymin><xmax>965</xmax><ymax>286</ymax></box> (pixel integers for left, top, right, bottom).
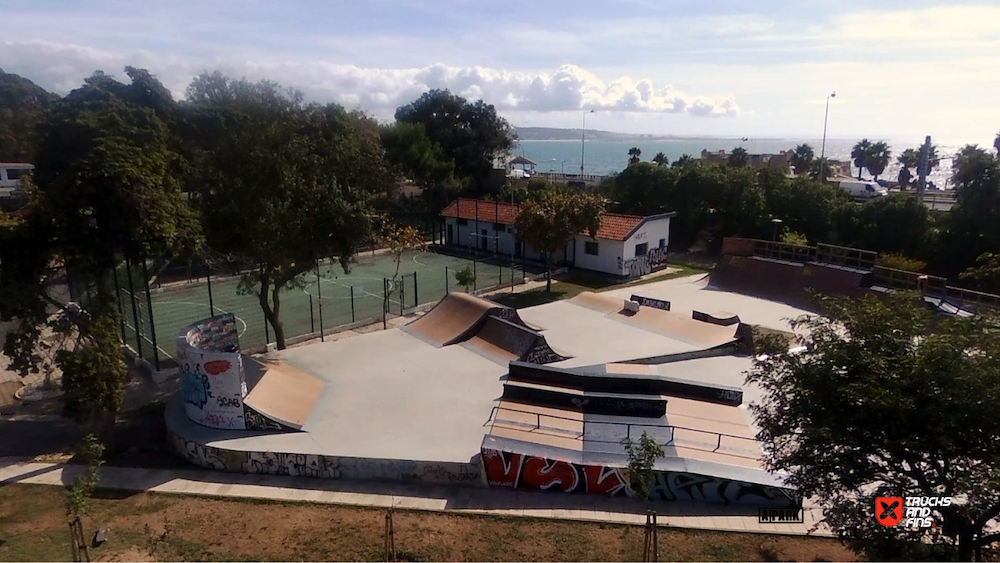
<box><xmin>375</xmin><ymin>220</ymin><xmax>427</xmax><ymax>295</ymax></box>
<box><xmin>865</xmin><ymin>141</ymin><xmax>892</xmax><ymax>181</ymax></box>
<box><xmin>960</xmin><ymin>252</ymin><xmax>1000</xmax><ymax>292</ymax></box>
<box><xmin>1</xmin><ymin>68</ymin><xmax>195</xmax><ymax>447</ymax></box>
<box><xmin>622</xmin><ymin>431</ymin><xmax>665</xmax><ymax>501</ymax></box>
<box><xmin>896</xmin><ymin>148</ymin><xmax>919</xmax><ymax>190</ymax></box>
<box><xmin>628</xmin><ymin>146</ymin><xmax>642</xmax><ymax>165</ymax></box>
<box><xmin>780</xmin><ymin>230</ymin><xmax>809</xmax><ymax>246</ymax></box>
<box><xmin>189</xmin><ymin>74</ymin><xmax>384</xmax><ymax>350</ymax></box>
<box><xmin>851</xmin><ymin>138</ymin><xmax>873</xmax><ymax>179</ymax></box>
<box><xmin>454</xmin><ymin>266</ymin><xmax>476</xmax><ymax>293</ymax></box>
<box><xmin>379</xmin><ymin>120</ymin><xmax>459</xmax><ymax>210</ymax></box>
<box><xmin>671</xmin><ymin>154</ymin><xmax>696</xmax><ymax>168</ymax></box>
<box><xmin>809</xmin><ymin>158</ymin><xmax>834</xmax><ymax>182</ymax></box>
<box><xmin>943</xmin><ymin>145</ymin><xmax>1000</xmax><ymax>281</ymax></box>
<box><xmin>651</xmin><ymin>151</ymin><xmax>667</xmax><ymax>166</ymax></box>
<box><xmin>790</xmin><ymin>144</ymin><xmax>814</xmax><ymax>176</ymax></box>
<box><xmin>394</xmin><ymin>89</ymin><xmax>512</xmax><ymax>194</ymax></box>
<box><xmin>994</xmin><ymin>131</ymin><xmax>1000</xmax><ymax>155</ymax></box>
<box><xmin>915</xmin><ymin>140</ymin><xmax>941</xmax><ymax>192</ymax></box>
<box><xmin>0</xmin><ymin>69</ymin><xmax>59</xmax><ymax>161</ymax></box>
<box><xmin>515</xmin><ymin>188</ymin><xmax>603</xmax><ymax>291</ymax></box>
<box><xmin>748</xmin><ymin>293</ymin><xmax>1000</xmax><ymax>561</ymax></box>
<box><xmin>727</xmin><ymin>147</ymin><xmax>750</xmax><ymax>167</ymax></box>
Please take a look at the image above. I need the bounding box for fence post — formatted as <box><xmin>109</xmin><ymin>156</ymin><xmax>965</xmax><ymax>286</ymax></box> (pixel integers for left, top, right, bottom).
<box><xmin>310</xmin><ymin>294</ymin><xmax>315</xmax><ymax>333</ymax></box>
<box><xmin>412</xmin><ymin>271</ymin><xmax>418</xmax><ymax>308</ymax></box>
<box><xmin>141</xmin><ymin>258</ymin><xmax>160</xmax><ymax>372</ymax></box>
<box><xmin>124</xmin><ymin>255</ymin><xmax>144</xmax><ymax>359</ymax></box>
<box><xmin>316</xmin><ymin>265</ymin><xmax>325</xmax><ymax>342</ymax></box>
<box><xmin>382</xmin><ymin>278</ymin><xmax>388</xmax><ymax>330</ymax></box>
<box><xmin>206</xmin><ymin>271</ymin><xmax>215</xmax><ymax>317</ymax></box>
<box><xmin>112</xmin><ymin>264</ymin><xmax>127</xmax><ymax>342</ymax></box>
<box><xmin>350</xmin><ymin>285</ymin><xmax>356</xmax><ymax>323</ymax></box>
<box><xmin>445</xmin><ymin>266</ymin><xmax>450</xmax><ymax>294</ymax></box>
<box><xmin>400</xmin><ymin>278</ymin><xmax>405</xmax><ymax>316</ymax></box>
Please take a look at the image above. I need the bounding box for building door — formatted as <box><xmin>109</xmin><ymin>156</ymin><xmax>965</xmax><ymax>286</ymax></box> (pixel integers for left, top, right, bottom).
<box><xmin>481</xmin><ymin>229</ymin><xmax>488</xmax><ymax>251</ymax></box>
<box><xmin>447</xmin><ymin>224</ymin><xmax>454</xmax><ymax>245</ymax></box>
<box><xmin>515</xmin><ymin>241</ymin><xmax>523</xmax><ymax>258</ymax></box>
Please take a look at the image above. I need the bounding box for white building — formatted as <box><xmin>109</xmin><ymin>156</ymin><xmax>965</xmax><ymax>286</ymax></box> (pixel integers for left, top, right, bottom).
<box><xmin>439</xmin><ymin>198</ymin><xmax>675</xmax><ymax>278</ymax></box>
<box><xmin>0</xmin><ymin>163</ymin><xmax>34</xmax><ymax>198</ymax></box>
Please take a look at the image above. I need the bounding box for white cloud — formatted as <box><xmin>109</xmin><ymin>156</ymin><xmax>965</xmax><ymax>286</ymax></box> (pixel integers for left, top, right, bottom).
<box><xmin>0</xmin><ymin>41</ymin><xmax>740</xmax><ymax>118</ymax></box>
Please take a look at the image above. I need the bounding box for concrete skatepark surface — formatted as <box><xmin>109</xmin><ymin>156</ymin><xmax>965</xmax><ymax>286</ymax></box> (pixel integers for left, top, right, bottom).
<box><xmin>166</xmin><ymin>275</ymin><xmax>812</xmax><ymax>502</ymax></box>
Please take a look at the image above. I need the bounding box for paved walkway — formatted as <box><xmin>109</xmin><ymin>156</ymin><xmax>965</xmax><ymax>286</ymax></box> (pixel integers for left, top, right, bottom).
<box><xmin>0</xmin><ymin>458</ymin><xmax>831</xmax><ymax>538</ymax></box>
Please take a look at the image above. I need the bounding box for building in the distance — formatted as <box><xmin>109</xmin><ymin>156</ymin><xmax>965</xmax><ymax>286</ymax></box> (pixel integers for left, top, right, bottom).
<box><xmin>439</xmin><ymin>197</ymin><xmax>675</xmax><ymax>278</ymax></box>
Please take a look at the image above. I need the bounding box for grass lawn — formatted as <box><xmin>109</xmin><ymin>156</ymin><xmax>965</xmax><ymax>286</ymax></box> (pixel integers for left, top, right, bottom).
<box><xmin>492</xmin><ymin>264</ymin><xmax>707</xmax><ymax>309</ymax></box>
<box><xmin>0</xmin><ymin>484</ymin><xmax>855</xmax><ymax>562</ymax></box>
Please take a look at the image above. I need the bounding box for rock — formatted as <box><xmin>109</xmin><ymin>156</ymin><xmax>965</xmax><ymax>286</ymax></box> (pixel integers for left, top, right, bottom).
<box><xmin>92</xmin><ymin>523</ymin><xmax>110</xmax><ymax>546</ymax></box>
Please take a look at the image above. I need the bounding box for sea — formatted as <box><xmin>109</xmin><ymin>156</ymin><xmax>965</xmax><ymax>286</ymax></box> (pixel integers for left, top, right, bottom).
<box><xmin>517</xmin><ymin>138</ymin><xmax>963</xmax><ymax>189</ymax></box>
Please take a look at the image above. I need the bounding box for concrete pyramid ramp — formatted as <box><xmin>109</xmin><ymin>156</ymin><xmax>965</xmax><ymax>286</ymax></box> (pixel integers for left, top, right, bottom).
<box><xmin>242</xmin><ymin>358</ymin><xmax>324</xmax><ymax>431</ymax></box>
<box><xmin>464</xmin><ymin>316</ymin><xmax>571</xmax><ymax>364</ymax></box>
<box><xmin>405</xmin><ymin>292</ymin><xmax>533</xmax><ymax>346</ymax></box>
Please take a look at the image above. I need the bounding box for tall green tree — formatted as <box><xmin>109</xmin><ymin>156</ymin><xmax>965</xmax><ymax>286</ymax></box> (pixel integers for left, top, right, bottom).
<box><xmin>851</xmin><ymin>138</ymin><xmax>872</xmax><ymax>179</ymax></box>
<box><xmin>394</xmin><ymin>89</ymin><xmax>512</xmax><ymax>194</ymax></box>
<box><xmin>896</xmin><ymin>148</ymin><xmax>919</xmax><ymax>190</ymax></box>
<box><xmin>789</xmin><ymin>144</ymin><xmax>814</xmax><ymax>176</ymax></box>
<box><xmin>727</xmin><ymin>147</ymin><xmax>750</xmax><ymax>167</ymax></box>
<box><xmin>515</xmin><ymin>188</ymin><xmax>603</xmax><ymax>291</ymax></box>
<box><xmin>749</xmin><ymin>293</ymin><xmax>1000</xmax><ymax>561</ymax></box>
<box><xmin>1</xmin><ymin>68</ymin><xmax>195</xmax><ymax>447</ymax></box>
<box><xmin>809</xmin><ymin>158</ymin><xmax>834</xmax><ymax>182</ymax></box>
<box><xmin>865</xmin><ymin>141</ymin><xmax>892</xmax><ymax>181</ymax></box>
<box><xmin>671</xmin><ymin>154</ymin><xmax>696</xmax><ymax>167</ymax></box>
<box><xmin>0</xmin><ymin>69</ymin><xmax>59</xmax><ymax>161</ymax></box>
<box><xmin>627</xmin><ymin>146</ymin><xmax>642</xmax><ymax>165</ymax></box>
<box><xmin>188</xmin><ymin>74</ymin><xmax>387</xmax><ymax>349</ymax></box>
<box><xmin>994</xmin><ymin>131</ymin><xmax>1000</xmax><ymax>155</ymax></box>
<box><xmin>651</xmin><ymin>151</ymin><xmax>667</xmax><ymax>166</ymax></box>
<box><xmin>379</xmin><ymin>120</ymin><xmax>459</xmax><ymax>208</ymax></box>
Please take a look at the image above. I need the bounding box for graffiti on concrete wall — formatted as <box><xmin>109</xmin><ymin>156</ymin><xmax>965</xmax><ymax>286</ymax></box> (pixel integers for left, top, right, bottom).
<box><xmin>243</xmin><ymin>404</ymin><xmax>297</xmax><ymax>432</ymax></box>
<box><xmin>481</xmin><ymin>447</ymin><xmax>796</xmax><ymax>506</ymax></box>
<box><xmin>523</xmin><ymin>339</ymin><xmax>569</xmax><ymax>365</ymax></box>
<box><xmin>178</xmin><ymin>314</ymin><xmax>247</xmax><ymax>431</ymax></box>
<box><xmin>630</xmin><ymin>294</ymin><xmax>671</xmax><ymax>311</ymax></box>
<box><xmin>618</xmin><ymin>248</ymin><xmax>667</xmax><ymax>278</ymax></box>
<box><xmin>168</xmin><ymin>428</ymin><xmax>482</xmax><ymax>485</ymax></box>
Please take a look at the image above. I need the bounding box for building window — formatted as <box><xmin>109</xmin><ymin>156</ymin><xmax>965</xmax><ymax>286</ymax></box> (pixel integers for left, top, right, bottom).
<box><xmin>635</xmin><ymin>242</ymin><xmax>648</xmax><ymax>257</ymax></box>
<box><xmin>493</xmin><ymin>223</ymin><xmax>506</xmax><ymax>231</ymax></box>
<box><xmin>5</xmin><ymin>169</ymin><xmax>25</xmax><ymax>181</ymax></box>
<box><xmin>584</xmin><ymin>241</ymin><xmax>599</xmax><ymax>256</ymax></box>
<box><xmin>457</xmin><ymin>218</ymin><xmax>468</xmax><ymax>226</ymax></box>
<box><xmin>658</xmin><ymin>238</ymin><xmax>666</xmax><ymax>249</ymax></box>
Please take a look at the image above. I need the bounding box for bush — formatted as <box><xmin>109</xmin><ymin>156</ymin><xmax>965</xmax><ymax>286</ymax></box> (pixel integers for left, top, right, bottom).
<box><xmin>781</xmin><ymin>230</ymin><xmax>810</xmax><ymax>246</ymax></box>
<box><xmin>877</xmin><ymin>253</ymin><xmax>927</xmax><ymax>272</ymax></box>
<box><xmin>454</xmin><ymin>266</ymin><xmax>476</xmax><ymax>292</ymax></box>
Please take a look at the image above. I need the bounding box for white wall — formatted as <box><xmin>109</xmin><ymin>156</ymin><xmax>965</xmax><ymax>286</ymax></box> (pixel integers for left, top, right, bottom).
<box><xmin>443</xmin><ymin>217</ymin><xmax>557</xmax><ymax>263</ymax></box>
<box><xmin>617</xmin><ymin>216</ymin><xmax>672</xmax><ymax>277</ymax></box>
<box><xmin>572</xmin><ymin>235</ymin><xmax>625</xmax><ymax>275</ymax></box>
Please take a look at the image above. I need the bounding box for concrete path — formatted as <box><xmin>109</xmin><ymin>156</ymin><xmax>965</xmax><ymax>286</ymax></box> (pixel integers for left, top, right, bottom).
<box><xmin>0</xmin><ymin>458</ymin><xmax>831</xmax><ymax>538</ymax></box>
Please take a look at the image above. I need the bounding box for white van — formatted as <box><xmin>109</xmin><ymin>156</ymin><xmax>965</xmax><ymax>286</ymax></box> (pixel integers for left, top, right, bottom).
<box><xmin>0</xmin><ymin>163</ymin><xmax>34</xmax><ymax>198</ymax></box>
<box><xmin>839</xmin><ymin>180</ymin><xmax>887</xmax><ymax>201</ymax></box>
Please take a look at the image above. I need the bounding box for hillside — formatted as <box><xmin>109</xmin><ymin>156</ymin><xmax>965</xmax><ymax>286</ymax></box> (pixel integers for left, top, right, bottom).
<box><xmin>0</xmin><ymin>69</ymin><xmax>59</xmax><ymax>162</ymax></box>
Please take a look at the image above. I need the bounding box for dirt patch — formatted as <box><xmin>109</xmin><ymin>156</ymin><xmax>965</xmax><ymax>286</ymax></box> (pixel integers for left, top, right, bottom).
<box><xmin>0</xmin><ymin>484</ymin><xmax>857</xmax><ymax>562</ymax></box>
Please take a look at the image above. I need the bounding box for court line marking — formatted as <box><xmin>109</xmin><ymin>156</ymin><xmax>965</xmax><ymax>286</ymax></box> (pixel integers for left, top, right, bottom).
<box><xmin>301</xmin><ymin>276</ymin><xmax>395</xmax><ymax>300</ymax></box>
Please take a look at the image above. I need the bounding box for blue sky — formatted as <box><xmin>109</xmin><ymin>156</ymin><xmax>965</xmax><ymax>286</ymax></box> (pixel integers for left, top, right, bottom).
<box><xmin>1</xmin><ymin>0</ymin><xmax>998</xmax><ymax>144</ymax></box>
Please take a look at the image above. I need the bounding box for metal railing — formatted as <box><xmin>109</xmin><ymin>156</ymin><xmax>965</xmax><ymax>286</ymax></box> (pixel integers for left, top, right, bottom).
<box><xmin>750</xmin><ymin>239</ymin><xmax>815</xmax><ymax>264</ymax></box>
<box><xmin>815</xmin><ymin>243</ymin><xmax>878</xmax><ymax>270</ymax></box>
<box><xmin>485</xmin><ymin>405</ymin><xmax>761</xmax><ymax>459</ymax></box>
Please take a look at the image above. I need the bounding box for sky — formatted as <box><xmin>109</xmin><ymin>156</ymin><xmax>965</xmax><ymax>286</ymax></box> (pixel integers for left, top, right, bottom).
<box><xmin>1</xmin><ymin>0</ymin><xmax>999</xmax><ymax>145</ymax></box>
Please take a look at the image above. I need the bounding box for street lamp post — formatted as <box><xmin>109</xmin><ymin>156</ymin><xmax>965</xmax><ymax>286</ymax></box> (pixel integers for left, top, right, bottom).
<box><xmin>771</xmin><ymin>218</ymin><xmax>784</xmax><ymax>241</ymax></box>
<box><xmin>581</xmin><ymin>109</ymin><xmax>594</xmax><ymax>175</ymax></box>
<box><xmin>819</xmin><ymin>91</ymin><xmax>836</xmax><ymax>181</ymax></box>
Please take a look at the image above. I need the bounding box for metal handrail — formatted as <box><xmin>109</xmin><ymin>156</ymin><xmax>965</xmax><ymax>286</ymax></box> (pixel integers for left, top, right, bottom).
<box><xmin>750</xmin><ymin>239</ymin><xmax>814</xmax><ymax>264</ymax></box>
<box><xmin>485</xmin><ymin>405</ymin><xmax>761</xmax><ymax>457</ymax></box>
<box><xmin>815</xmin><ymin>243</ymin><xmax>878</xmax><ymax>270</ymax></box>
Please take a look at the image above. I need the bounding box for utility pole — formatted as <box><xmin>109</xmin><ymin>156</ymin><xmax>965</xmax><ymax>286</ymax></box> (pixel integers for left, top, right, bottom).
<box><xmin>819</xmin><ymin>91</ymin><xmax>836</xmax><ymax>181</ymax></box>
<box><xmin>581</xmin><ymin>109</ymin><xmax>594</xmax><ymax>175</ymax></box>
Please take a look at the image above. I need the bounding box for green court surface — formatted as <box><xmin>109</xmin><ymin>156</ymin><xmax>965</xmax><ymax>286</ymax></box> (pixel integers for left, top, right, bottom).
<box><xmin>119</xmin><ymin>249</ymin><xmax>536</xmax><ymax>366</ymax></box>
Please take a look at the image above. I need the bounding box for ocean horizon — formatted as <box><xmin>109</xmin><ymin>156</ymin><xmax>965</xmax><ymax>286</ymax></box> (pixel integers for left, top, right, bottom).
<box><xmin>517</xmin><ymin>138</ymin><xmax>964</xmax><ymax>188</ymax></box>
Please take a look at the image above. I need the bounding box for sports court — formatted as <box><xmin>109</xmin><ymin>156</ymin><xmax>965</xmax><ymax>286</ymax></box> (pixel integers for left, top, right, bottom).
<box><xmin>120</xmin><ymin>249</ymin><xmax>539</xmax><ymax>367</ymax></box>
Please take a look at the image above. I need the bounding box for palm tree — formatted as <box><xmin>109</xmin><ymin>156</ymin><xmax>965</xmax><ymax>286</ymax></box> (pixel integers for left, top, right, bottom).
<box><xmin>896</xmin><ymin>149</ymin><xmax>919</xmax><ymax>190</ymax></box>
<box><xmin>915</xmin><ymin>142</ymin><xmax>941</xmax><ymax>178</ymax></box>
<box><xmin>672</xmin><ymin>154</ymin><xmax>695</xmax><ymax>167</ymax></box>
<box><xmin>652</xmin><ymin>151</ymin><xmax>667</xmax><ymax>166</ymax></box>
<box><xmin>790</xmin><ymin>144</ymin><xmax>814</xmax><ymax>175</ymax></box>
<box><xmin>809</xmin><ymin>158</ymin><xmax>833</xmax><ymax>182</ymax></box>
<box><xmin>851</xmin><ymin>139</ymin><xmax>872</xmax><ymax>179</ymax></box>
<box><xmin>628</xmin><ymin>147</ymin><xmax>642</xmax><ymax>165</ymax></box>
<box><xmin>727</xmin><ymin>147</ymin><xmax>749</xmax><ymax>167</ymax></box>
<box><xmin>865</xmin><ymin>141</ymin><xmax>892</xmax><ymax>181</ymax></box>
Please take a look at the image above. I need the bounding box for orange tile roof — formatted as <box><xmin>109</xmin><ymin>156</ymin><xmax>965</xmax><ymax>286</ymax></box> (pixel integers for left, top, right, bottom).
<box><xmin>440</xmin><ymin>198</ymin><xmax>659</xmax><ymax>242</ymax></box>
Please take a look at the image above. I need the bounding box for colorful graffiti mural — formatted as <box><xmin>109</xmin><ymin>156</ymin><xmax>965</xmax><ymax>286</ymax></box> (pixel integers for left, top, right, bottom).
<box><xmin>481</xmin><ymin>448</ymin><xmax>796</xmax><ymax>506</ymax></box>
<box><xmin>618</xmin><ymin>247</ymin><xmax>667</xmax><ymax>278</ymax></box>
<box><xmin>178</xmin><ymin>314</ymin><xmax>248</xmax><ymax>430</ymax></box>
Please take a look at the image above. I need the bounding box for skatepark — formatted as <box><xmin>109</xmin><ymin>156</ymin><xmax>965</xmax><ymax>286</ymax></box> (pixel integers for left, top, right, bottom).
<box><xmin>165</xmin><ymin>271</ymin><xmax>812</xmax><ymax>507</ymax></box>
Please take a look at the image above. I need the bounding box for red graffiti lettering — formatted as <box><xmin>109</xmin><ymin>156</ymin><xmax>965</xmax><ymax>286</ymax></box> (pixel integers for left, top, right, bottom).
<box><xmin>582</xmin><ymin>465</ymin><xmax>629</xmax><ymax>496</ymax></box>
<box><xmin>481</xmin><ymin>449</ymin><xmax>522</xmax><ymax>488</ymax></box>
<box><xmin>520</xmin><ymin>456</ymin><xmax>580</xmax><ymax>492</ymax></box>
<box><xmin>203</xmin><ymin>360</ymin><xmax>232</xmax><ymax>376</ymax></box>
